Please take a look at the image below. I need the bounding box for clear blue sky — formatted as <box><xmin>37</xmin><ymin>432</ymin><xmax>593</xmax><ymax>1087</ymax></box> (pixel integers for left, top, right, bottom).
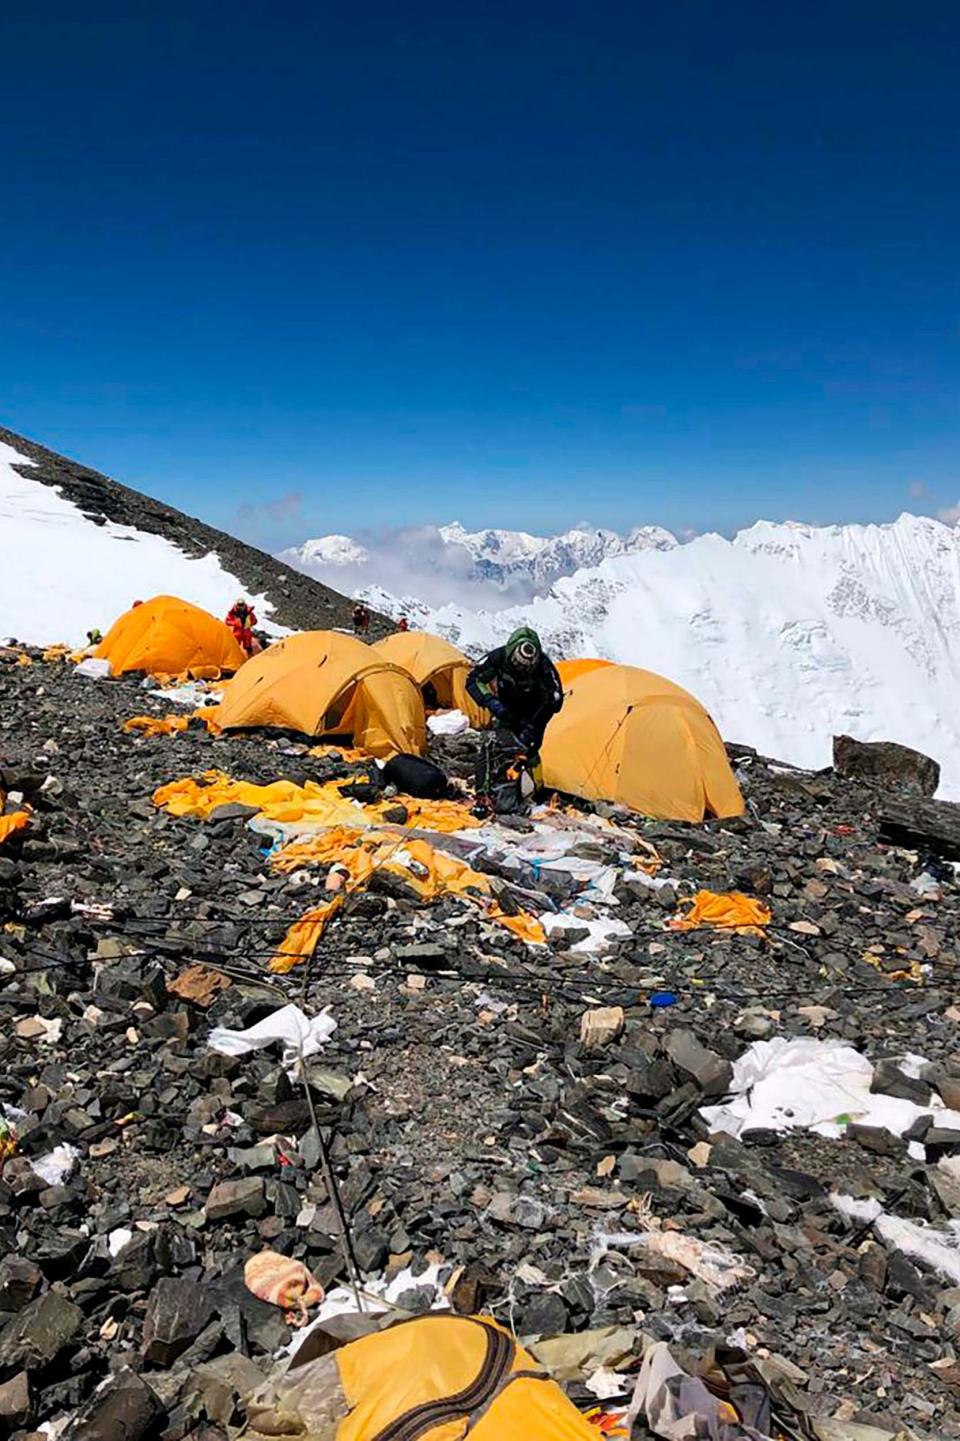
<box><xmin>1</xmin><ymin>3</ymin><xmax>957</xmax><ymax>549</ymax></box>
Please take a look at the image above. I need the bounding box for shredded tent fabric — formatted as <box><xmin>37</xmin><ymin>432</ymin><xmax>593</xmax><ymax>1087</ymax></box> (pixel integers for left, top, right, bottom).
<box><xmin>670</xmin><ymin>889</ymin><xmax>771</xmax><ymax>936</ymax></box>
<box><xmin>269</xmin><ymin>826</ymin><xmax>545</xmax><ymax>971</ymax></box>
<box><xmin>153</xmin><ymin>769</ymin><xmax>480</xmax><ymax>834</ymax></box>
<box><xmin>124</xmin><ymin>711</ymin><xmax>220</xmax><ymax>738</ymax></box>
<box><xmin>0</xmin><ymin>810</ymin><xmax>30</xmax><ymax>846</ymax></box>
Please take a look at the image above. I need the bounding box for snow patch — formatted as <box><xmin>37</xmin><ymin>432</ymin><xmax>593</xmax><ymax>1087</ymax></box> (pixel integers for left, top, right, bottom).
<box><xmin>0</xmin><ymin>440</ymin><xmax>276</xmax><ymax>648</ymax></box>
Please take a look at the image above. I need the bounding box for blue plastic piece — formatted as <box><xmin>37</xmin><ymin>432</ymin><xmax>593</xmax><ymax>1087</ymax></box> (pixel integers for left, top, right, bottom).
<box><xmin>649</xmin><ymin>990</ymin><xmax>678</xmax><ymax>1008</ymax></box>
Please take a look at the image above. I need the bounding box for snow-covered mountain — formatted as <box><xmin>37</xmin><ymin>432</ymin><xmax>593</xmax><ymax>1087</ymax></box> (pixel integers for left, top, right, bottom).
<box><xmin>0</xmin><ymin>431</ymin><xmax>365</xmax><ymax>647</ymax></box>
<box><xmin>280</xmin><ymin>520</ymin><xmax>675</xmax><ymax>603</ymax></box>
<box><xmin>414</xmin><ymin>514</ymin><xmax>960</xmax><ymax>794</ymax></box>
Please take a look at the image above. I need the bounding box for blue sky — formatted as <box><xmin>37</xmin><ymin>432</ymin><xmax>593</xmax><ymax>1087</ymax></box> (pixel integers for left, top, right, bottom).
<box><xmin>1</xmin><ymin>3</ymin><xmax>957</xmax><ymax>549</ymax></box>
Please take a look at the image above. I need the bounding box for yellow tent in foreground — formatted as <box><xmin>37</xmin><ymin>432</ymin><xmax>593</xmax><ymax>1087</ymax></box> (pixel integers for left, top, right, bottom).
<box><xmin>215</xmin><ymin>631</ymin><xmax>426</xmax><ymax>757</ymax></box>
<box><xmin>375</xmin><ymin>630</ymin><xmax>489</xmax><ymax>727</ymax></box>
<box><xmin>95</xmin><ymin>595</ymin><xmax>247</xmax><ymax>678</ymax></box>
<box><xmin>542</xmin><ymin>662</ymin><xmax>743</xmax><ymax>821</ymax></box>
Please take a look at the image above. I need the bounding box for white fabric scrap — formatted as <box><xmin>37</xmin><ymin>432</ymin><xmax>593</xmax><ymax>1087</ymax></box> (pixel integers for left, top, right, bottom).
<box><xmin>541</xmin><ymin>913</ymin><xmax>632</xmax><ymax>954</ymax></box>
<box><xmin>701</xmin><ymin>1037</ymin><xmax>960</xmax><ymax>1143</ymax></box>
<box><xmin>427</xmin><ymin>710</ymin><xmax>470</xmax><ymax>737</ymax></box>
<box><xmin>832</xmin><ymin>1193</ymin><xmax>960</xmax><ymax>1286</ymax></box>
<box><xmin>285</xmin><ymin>1263</ymin><xmax>448</xmax><ymax>1358</ymax></box>
<box><xmin>30</xmin><ymin>1143</ymin><xmax>79</xmax><ymax>1187</ymax></box>
<box><xmin>208</xmin><ymin>1004</ymin><xmax>336</xmax><ymax>1074</ymax></box>
<box><xmin>74</xmin><ymin>658</ymin><xmax>113</xmax><ymax>680</ymax></box>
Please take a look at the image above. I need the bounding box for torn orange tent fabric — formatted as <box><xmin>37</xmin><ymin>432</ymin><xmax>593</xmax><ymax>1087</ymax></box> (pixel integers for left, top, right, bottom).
<box><xmin>125</xmin><ymin>714</ymin><xmax>190</xmax><ymax>738</ymax></box>
<box><xmin>0</xmin><ymin>811</ymin><xmax>30</xmax><ymax>846</ymax></box>
<box><xmin>125</xmin><ymin>711</ymin><xmax>220</xmax><ymax>739</ymax></box>
<box><xmin>670</xmin><ymin>889</ymin><xmax>771</xmax><ymax>936</ymax></box>
<box><xmin>269</xmin><ymin>827</ymin><xmax>545</xmax><ymax>972</ymax></box>
<box><xmin>153</xmin><ymin>770</ymin><xmax>480</xmax><ymax>833</ymax></box>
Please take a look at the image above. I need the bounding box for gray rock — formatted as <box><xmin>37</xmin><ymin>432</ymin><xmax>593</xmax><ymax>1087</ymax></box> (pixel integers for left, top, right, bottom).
<box><xmin>64</xmin><ymin>1368</ymin><xmax>162</xmax><ymax>1441</ymax></box>
<box><xmin>833</xmin><ymin>734</ymin><xmax>940</xmax><ymax>797</ymax></box>
<box><xmin>142</xmin><ymin>1277</ymin><xmax>215</xmax><ymax>1366</ymax></box>
<box><xmin>0</xmin><ymin>1290</ymin><xmax>82</xmax><ymax>1370</ymax></box>
<box><xmin>664</xmin><ymin>1028</ymin><xmax>733</xmax><ymax>1096</ymax></box>
<box><xmin>0</xmin><ymin>1371</ymin><xmax>31</xmax><ymax>1429</ymax></box>
<box><xmin>205</xmin><ymin>1177</ymin><xmax>267</xmax><ymax>1222</ymax></box>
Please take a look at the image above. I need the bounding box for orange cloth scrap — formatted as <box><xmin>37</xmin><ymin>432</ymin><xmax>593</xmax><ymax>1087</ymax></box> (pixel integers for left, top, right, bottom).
<box><xmin>270</xmin><ymin>826</ymin><xmax>545</xmax><ymax>972</ymax></box>
<box><xmin>670</xmin><ymin>889</ymin><xmax>771</xmax><ymax>937</ymax></box>
<box><xmin>309</xmin><ymin>744</ymin><xmax>370</xmax><ymax>763</ymax></box>
<box><xmin>124</xmin><ymin>711</ymin><xmax>220</xmax><ymax>739</ymax></box>
<box><xmin>244</xmin><ymin>1250</ymin><xmax>324</xmax><ymax>1326</ymax></box>
<box><xmin>0</xmin><ymin>811</ymin><xmax>30</xmax><ymax>847</ymax></box>
<box><xmin>153</xmin><ymin>770</ymin><xmax>479</xmax><ymax>834</ymax></box>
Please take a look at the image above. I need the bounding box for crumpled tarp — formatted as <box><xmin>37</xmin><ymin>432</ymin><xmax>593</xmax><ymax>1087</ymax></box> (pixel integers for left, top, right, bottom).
<box><xmin>670</xmin><ymin>889</ymin><xmax>771</xmax><ymax>936</ymax></box>
<box><xmin>626</xmin><ymin>1342</ymin><xmax>771</xmax><ymax>1440</ymax></box>
<box><xmin>270</xmin><ymin>828</ymin><xmax>545</xmax><ymax>971</ymax></box>
<box><xmin>0</xmin><ymin>810</ymin><xmax>30</xmax><ymax>846</ymax></box>
<box><xmin>153</xmin><ymin>770</ymin><xmax>479</xmax><ymax>835</ymax></box>
<box><xmin>701</xmin><ymin>1037</ymin><xmax>960</xmax><ymax>1146</ymax></box>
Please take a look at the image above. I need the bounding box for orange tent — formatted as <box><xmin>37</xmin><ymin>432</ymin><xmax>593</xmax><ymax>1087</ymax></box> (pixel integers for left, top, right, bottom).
<box><xmin>543</xmin><ymin>662</ymin><xmax>743</xmax><ymax>822</ymax></box>
<box><xmin>95</xmin><ymin>596</ymin><xmax>247</xmax><ymax>678</ymax></box>
<box><xmin>556</xmin><ymin>658</ymin><xmax>613</xmax><ymax>686</ymax></box>
<box><xmin>374</xmin><ymin>631</ymin><xmax>490</xmax><ymax>728</ymax></box>
<box><xmin>215</xmin><ymin>631</ymin><xmax>426</xmax><ymax>758</ymax></box>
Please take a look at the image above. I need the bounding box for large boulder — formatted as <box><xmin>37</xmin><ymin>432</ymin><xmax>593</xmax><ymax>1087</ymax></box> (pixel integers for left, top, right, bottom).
<box><xmin>832</xmin><ymin>735</ymin><xmax>940</xmax><ymax>797</ymax></box>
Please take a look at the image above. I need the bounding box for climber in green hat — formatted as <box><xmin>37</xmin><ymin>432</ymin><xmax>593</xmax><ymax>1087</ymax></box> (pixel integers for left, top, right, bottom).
<box><xmin>466</xmin><ymin>626</ymin><xmax>564</xmax><ymax>753</ymax></box>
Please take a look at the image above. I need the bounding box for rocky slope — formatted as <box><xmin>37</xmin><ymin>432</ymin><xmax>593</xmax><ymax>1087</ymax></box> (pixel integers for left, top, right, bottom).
<box><xmin>0</xmin><ymin>648</ymin><xmax>958</xmax><ymax>1437</ymax></box>
<box><xmin>0</xmin><ymin>428</ymin><xmax>384</xmax><ymax>640</ymax></box>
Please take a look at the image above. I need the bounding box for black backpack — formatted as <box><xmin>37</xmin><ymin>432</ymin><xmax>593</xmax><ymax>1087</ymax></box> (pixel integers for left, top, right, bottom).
<box><xmin>381</xmin><ymin>753</ymin><xmax>451</xmax><ymax>799</ymax></box>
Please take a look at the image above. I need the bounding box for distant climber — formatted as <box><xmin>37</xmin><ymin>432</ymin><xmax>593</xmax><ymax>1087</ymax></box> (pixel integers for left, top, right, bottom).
<box><xmin>352</xmin><ymin>601</ymin><xmax>371</xmax><ymax>637</ymax></box>
<box><xmin>396</xmin><ymin>616</ymin><xmax>409</xmax><ymax>633</ymax></box>
<box><xmin>86</xmin><ymin>628</ymin><xmax>103</xmax><ymax>647</ymax></box>
<box><xmin>466</xmin><ymin>627</ymin><xmax>564</xmax><ymax>813</ymax></box>
<box><xmin>226</xmin><ymin>599</ymin><xmax>261</xmax><ymax>655</ymax></box>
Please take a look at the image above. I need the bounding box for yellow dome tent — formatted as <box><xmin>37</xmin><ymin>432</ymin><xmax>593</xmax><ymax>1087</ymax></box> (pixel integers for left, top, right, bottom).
<box><xmin>95</xmin><ymin>595</ymin><xmax>247</xmax><ymax>679</ymax></box>
<box><xmin>375</xmin><ymin>630</ymin><xmax>490</xmax><ymax>728</ymax></box>
<box><xmin>542</xmin><ymin>663</ymin><xmax>743</xmax><ymax>822</ymax></box>
<box><xmin>556</xmin><ymin>657</ymin><xmax>613</xmax><ymax>686</ymax></box>
<box><xmin>215</xmin><ymin>631</ymin><xmax>426</xmax><ymax>758</ymax></box>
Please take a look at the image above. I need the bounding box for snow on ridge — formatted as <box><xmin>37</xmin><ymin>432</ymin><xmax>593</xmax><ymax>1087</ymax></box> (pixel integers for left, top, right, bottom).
<box><xmin>409</xmin><ymin>512</ymin><xmax>960</xmax><ymax>796</ymax></box>
<box><xmin>0</xmin><ymin>440</ymin><xmax>276</xmax><ymax>648</ymax></box>
<box><xmin>282</xmin><ymin>519</ymin><xmax>678</xmax><ymax>605</ymax></box>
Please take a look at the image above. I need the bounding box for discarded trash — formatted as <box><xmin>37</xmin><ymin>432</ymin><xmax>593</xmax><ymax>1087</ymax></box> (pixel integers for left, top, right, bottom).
<box><xmin>167</xmin><ymin>963</ymin><xmax>232</xmax><ymax>1008</ymax></box>
<box><xmin>31</xmin><ymin>1144</ymin><xmax>80</xmax><ymax>1187</ymax></box>
<box><xmin>427</xmin><ymin>708</ymin><xmax>470</xmax><ymax>737</ymax></box>
<box><xmin>627</xmin><ymin>1341</ymin><xmax>762</xmax><ymax>1441</ymax></box>
<box><xmin>251</xmin><ymin>1314</ymin><xmax>601</xmax><ymax>1441</ymax></box>
<box><xmin>701</xmin><ymin>1036</ymin><xmax>960</xmax><ymax>1150</ymax></box>
<box><xmin>74</xmin><ymin>657</ymin><xmax>113</xmax><ymax>680</ymax></box>
<box><xmin>649</xmin><ymin>990</ymin><xmax>678</xmax><ymax>1008</ymax></box>
<box><xmin>244</xmin><ymin>1250</ymin><xmax>325</xmax><ymax>1325</ymax></box>
<box><xmin>0</xmin><ymin>809</ymin><xmax>30</xmax><ymax>846</ymax></box>
<box><xmin>670</xmin><ymin>889</ymin><xmax>771</xmax><ymax>936</ymax></box>
<box><xmin>832</xmin><ymin>1193</ymin><xmax>960</xmax><ymax>1286</ymax></box>
<box><xmin>208</xmin><ymin>1004</ymin><xmax>336</xmax><ymax>1074</ymax></box>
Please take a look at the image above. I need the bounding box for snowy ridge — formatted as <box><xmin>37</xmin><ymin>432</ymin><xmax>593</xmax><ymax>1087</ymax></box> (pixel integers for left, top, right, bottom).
<box><xmin>410</xmin><ymin>513</ymin><xmax>960</xmax><ymax>795</ymax></box>
<box><xmin>0</xmin><ymin>441</ymin><xmax>277</xmax><ymax>647</ymax></box>
<box><xmin>281</xmin><ymin>520</ymin><xmax>676</xmax><ymax>601</ymax></box>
